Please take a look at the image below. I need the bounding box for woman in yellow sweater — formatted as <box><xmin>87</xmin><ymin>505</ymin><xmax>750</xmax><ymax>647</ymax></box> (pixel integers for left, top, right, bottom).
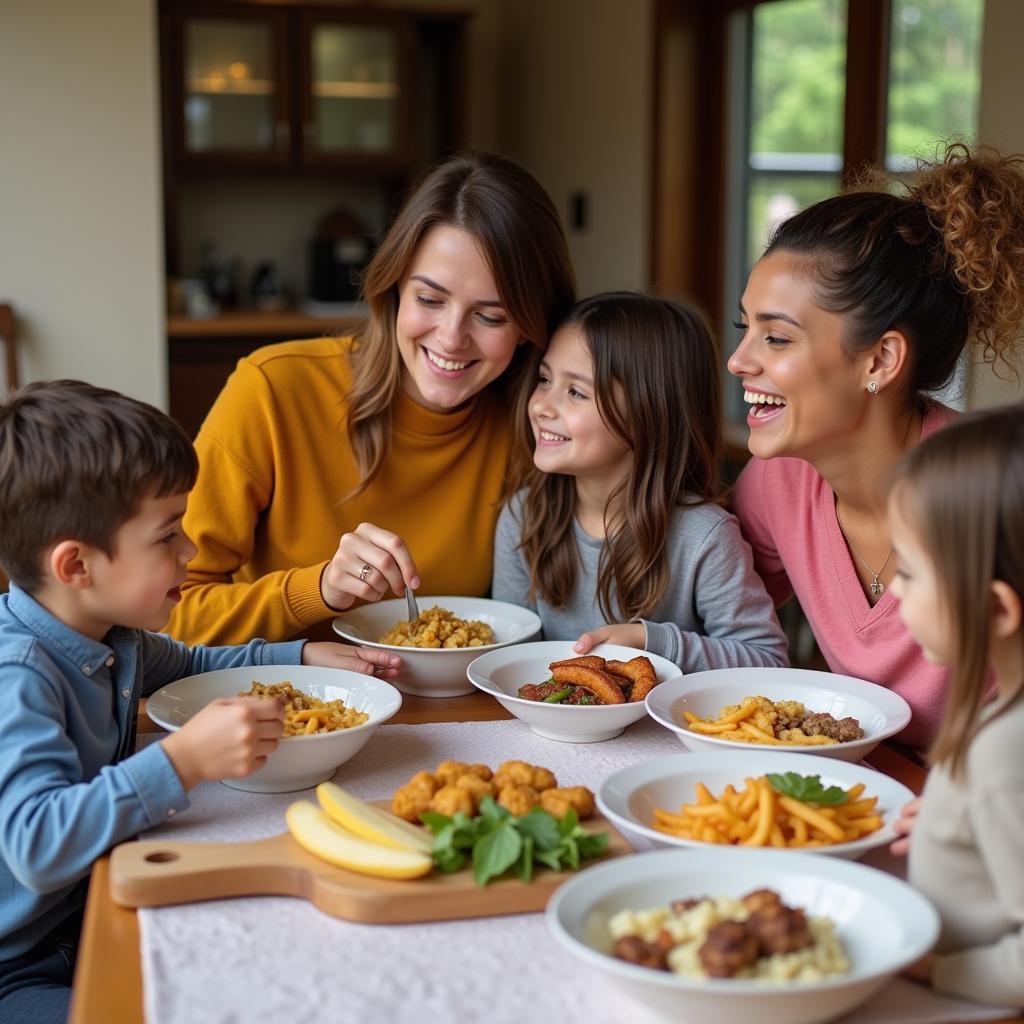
<box><xmin>167</xmin><ymin>153</ymin><xmax>576</xmax><ymax>645</ymax></box>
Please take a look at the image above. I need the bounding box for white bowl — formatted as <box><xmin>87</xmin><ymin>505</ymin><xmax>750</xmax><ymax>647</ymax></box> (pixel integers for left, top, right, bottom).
<box><xmin>466</xmin><ymin>640</ymin><xmax>683</xmax><ymax>743</ymax></box>
<box><xmin>332</xmin><ymin>596</ymin><xmax>542</xmax><ymax>698</ymax></box>
<box><xmin>146</xmin><ymin>665</ymin><xmax>402</xmax><ymax>793</ymax></box>
<box><xmin>645</xmin><ymin>668</ymin><xmax>912</xmax><ymax>762</ymax></box>
<box><xmin>597</xmin><ymin>751</ymin><xmax>915</xmax><ymax>860</ymax></box>
<box><xmin>547</xmin><ymin>847</ymin><xmax>939</xmax><ymax>1024</ymax></box>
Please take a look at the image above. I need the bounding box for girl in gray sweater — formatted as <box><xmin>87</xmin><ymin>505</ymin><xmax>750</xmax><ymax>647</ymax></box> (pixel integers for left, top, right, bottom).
<box><xmin>492</xmin><ymin>292</ymin><xmax>787</xmax><ymax>672</ymax></box>
<box><xmin>888</xmin><ymin>404</ymin><xmax>1024</xmax><ymax>1008</ymax></box>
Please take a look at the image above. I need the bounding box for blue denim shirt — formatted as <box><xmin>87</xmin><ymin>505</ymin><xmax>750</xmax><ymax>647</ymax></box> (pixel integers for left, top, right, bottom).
<box><xmin>0</xmin><ymin>585</ymin><xmax>305</xmax><ymax>960</ymax></box>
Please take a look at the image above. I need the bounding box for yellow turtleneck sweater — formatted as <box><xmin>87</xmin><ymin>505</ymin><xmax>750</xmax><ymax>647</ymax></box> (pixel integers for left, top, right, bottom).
<box><xmin>167</xmin><ymin>337</ymin><xmax>513</xmax><ymax>645</ymax></box>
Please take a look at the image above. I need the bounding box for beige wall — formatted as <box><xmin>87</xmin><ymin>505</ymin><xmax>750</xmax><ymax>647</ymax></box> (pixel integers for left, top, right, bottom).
<box><xmin>970</xmin><ymin>0</ymin><xmax>1024</xmax><ymax>409</ymax></box>
<box><xmin>0</xmin><ymin>0</ymin><xmax>166</xmax><ymax>407</ymax></box>
<box><xmin>493</xmin><ymin>0</ymin><xmax>654</xmax><ymax>296</ymax></box>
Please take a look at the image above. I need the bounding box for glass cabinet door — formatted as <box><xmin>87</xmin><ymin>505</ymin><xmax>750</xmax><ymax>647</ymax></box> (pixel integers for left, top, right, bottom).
<box><xmin>180</xmin><ymin>13</ymin><xmax>288</xmax><ymax>161</ymax></box>
<box><xmin>304</xmin><ymin>20</ymin><xmax>404</xmax><ymax>162</ymax></box>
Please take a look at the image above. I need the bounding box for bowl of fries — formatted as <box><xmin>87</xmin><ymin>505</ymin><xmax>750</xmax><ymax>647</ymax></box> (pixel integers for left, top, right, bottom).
<box><xmin>466</xmin><ymin>641</ymin><xmax>683</xmax><ymax>742</ymax></box>
<box><xmin>596</xmin><ymin>751</ymin><xmax>915</xmax><ymax>860</ymax></box>
<box><xmin>547</xmin><ymin>847</ymin><xmax>940</xmax><ymax>1024</ymax></box>
<box><xmin>645</xmin><ymin>668</ymin><xmax>911</xmax><ymax>762</ymax></box>
<box><xmin>146</xmin><ymin>666</ymin><xmax>402</xmax><ymax>793</ymax></box>
<box><xmin>332</xmin><ymin>596</ymin><xmax>542</xmax><ymax>698</ymax></box>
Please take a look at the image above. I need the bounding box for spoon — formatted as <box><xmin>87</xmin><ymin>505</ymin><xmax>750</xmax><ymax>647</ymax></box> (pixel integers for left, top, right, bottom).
<box><xmin>405</xmin><ymin>584</ymin><xmax>420</xmax><ymax>638</ymax></box>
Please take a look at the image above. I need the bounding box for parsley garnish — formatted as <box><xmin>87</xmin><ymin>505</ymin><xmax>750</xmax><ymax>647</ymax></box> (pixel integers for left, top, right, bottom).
<box><xmin>766</xmin><ymin>772</ymin><xmax>847</xmax><ymax>805</ymax></box>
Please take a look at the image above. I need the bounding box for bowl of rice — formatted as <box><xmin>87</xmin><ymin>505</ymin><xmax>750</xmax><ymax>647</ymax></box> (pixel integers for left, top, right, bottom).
<box><xmin>332</xmin><ymin>596</ymin><xmax>542</xmax><ymax>698</ymax></box>
<box><xmin>145</xmin><ymin>665</ymin><xmax>402</xmax><ymax>793</ymax></box>
<box><xmin>547</xmin><ymin>846</ymin><xmax>939</xmax><ymax>1024</ymax></box>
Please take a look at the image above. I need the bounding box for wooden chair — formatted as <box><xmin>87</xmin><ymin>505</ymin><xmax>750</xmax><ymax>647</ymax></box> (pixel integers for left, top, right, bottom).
<box><xmin>0</xmin><ymin>303</ymin><xmax>17</xmax><ymax>391</ymax></box>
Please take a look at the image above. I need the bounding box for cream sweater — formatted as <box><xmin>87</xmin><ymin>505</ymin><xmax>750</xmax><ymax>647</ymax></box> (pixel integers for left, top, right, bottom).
<box><xmin>909</xmin><ymin>692</ymin><xmax>1024</xmax><ymax>1007</ymax></box>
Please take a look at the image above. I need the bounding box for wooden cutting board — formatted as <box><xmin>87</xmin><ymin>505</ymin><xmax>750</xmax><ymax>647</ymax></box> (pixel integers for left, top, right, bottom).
<box><xmin>109</xmin><ymin>809</ymin><xmax>632</xmax><ymax>924</ymax></box>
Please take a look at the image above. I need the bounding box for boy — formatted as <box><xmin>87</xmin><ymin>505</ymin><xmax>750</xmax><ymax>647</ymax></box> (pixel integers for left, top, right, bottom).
<box><xmin>0</xmin><ymin>380</ymin><xmax>399</xmax><ymax>1022</ymax></box>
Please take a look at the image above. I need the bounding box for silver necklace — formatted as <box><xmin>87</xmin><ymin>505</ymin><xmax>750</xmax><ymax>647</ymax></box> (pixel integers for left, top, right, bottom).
<box><xmin>836</xmin><ymin>510</ymin><xmax>893</xmax><ymax>597</ymax></box>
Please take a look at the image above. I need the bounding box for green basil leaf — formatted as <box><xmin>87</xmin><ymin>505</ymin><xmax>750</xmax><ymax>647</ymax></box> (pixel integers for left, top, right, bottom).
<box><xmin>433</xmin><ymin>847</ymin><xmax>466</xmax><ymax>874</ymax></box>
<box><xmin>575</xmin><ymin>831</ymin><xmax>610</xmax><ymax>859</ymax></box>
<box><xmin>558</xmin><ymin>807</ymin><xmax>579</xmax><ymax>836</ymax></box>
<box><xmin>419</xmin><ymin>811</ymin><xmax>452</xmax><ymax>835</ymax></box>
<box><xmin>478</xmin><ymin>795</ymin><xmax>510</xmax><ymax>824</ymax></box>
<box><xmin>766</xmin><ymin>772</ymin><xmax>847</xmax><ymax>805</ymax></box>
<box><xmin>472</xmin><ymin>822</ymin><xmax>523</xmax><ymax>887</ymax></box>
<box><xmin>514</xmin><ymin>808</ymin><xmax>562</xmax><ymax>851</ymax></box>
<box><xmin>514</xmin><ymin>835</ymin><xmax>534</xmax><ymax>882</ymax></box>
<box><xmin>534</xmin><ymin>848</ymin><xmax>564</xmax><ymax>871</ymax></box>
<box><xmin>560</xmin><ymin>835</ymin><xmax>580</xmax><ymax>871</ymax></box>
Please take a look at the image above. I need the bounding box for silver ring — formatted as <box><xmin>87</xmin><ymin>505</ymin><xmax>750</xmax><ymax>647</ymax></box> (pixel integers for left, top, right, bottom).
<box><xmin>358</xmin><ymin>563</ymin><xmax>372</xmax><ymax>582</ymax></box>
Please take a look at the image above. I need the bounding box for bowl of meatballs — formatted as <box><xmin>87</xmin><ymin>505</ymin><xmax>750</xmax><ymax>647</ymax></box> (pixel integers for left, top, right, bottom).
<box><xmin>546</xmin><ymin>846</ymin><xmax>939</xmax><ymax>1024</ymax></box>
<box><xmin>466</xmin><ymin>641</ymin><xmax>683</xmax><ymax>743</ymax></box>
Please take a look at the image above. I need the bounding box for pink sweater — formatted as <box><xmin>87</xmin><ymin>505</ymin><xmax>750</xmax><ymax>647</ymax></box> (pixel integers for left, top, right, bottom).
<box><xmin>733</xmin><ymin>405</ymin><xmax>956</xmax><ymax>749</ymax></box>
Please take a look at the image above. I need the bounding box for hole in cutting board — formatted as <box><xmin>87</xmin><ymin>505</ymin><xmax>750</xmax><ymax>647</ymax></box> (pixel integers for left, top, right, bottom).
<box><xmin>144</xmin><ymin>851</ymin><xmax>180</xmax><ymax>864</ymax></box>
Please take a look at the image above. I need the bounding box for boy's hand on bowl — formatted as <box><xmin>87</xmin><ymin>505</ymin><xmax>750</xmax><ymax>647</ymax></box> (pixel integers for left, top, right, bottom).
<box><xmin>320</xmin><ymin>523</ymin><xmax>420</xmax><ymax>612</ymax></box>
<box><xmin>889</xmin><ymin>796</ymin><xmax>923</xmax><ymax>856</ymax></box>
<box><xmin>573</xmin><ymin>622</ymin><xmax>646</xmax><ymax>655</ymax></box>
<box><xmin>162</xmin><ymin>697</ymin><xmax>286</xmax><ymax>791</ymax></box>
<box><xmin>302</xmin><ymin>641</ymin><xmax>401</xmax><ymax>678</ymax></box>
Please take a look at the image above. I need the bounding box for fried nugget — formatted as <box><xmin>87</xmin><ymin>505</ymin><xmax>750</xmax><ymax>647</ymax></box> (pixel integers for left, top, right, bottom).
<box><xmin>430</xmin><ymin>784</ymin><xmax>475</xmax><ymax>817</ymax></box>
<box><xmin>606</xmin><ymin>656</ymin><xmax>658</xmax><ymax>702</ymax></box>
<box><xmin>391</xmin><ymin>770</ymin><xmax>439</xmax><ymax>822</ymax></box>
<box><xmin>435</xmin><ymin>760</ymin><xmax>472</xmax><ymax>785</ymax></box>
<box><xmin>493</xmin><ymin>760</ymin><xmax>534</xmax><ymax>789</ymax></box>
<box><xmin>550</xmin><ymin>664</ymin><xmax>625</xmax><ymax>705</ymax></box>
<box><xmin>497</xmin><ymin>784</ymin><xmax>540</xmax><ymax>816</ymax></box>
<box><xmin>454</xmin><ymin>773</ymin><xmax>495</xmax><ymax>809</ymax></box>
<box><xmin>539</xmin><ymin>785</ymin><xmax>595</xmax><ymax>820</ymax></box>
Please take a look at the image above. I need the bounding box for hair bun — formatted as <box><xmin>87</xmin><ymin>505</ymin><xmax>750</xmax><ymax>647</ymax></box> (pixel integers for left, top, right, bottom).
<box><xmin>910</xmin><ymin>142</ymin><xmax>1024</xmax><ymax>366</ymax></box>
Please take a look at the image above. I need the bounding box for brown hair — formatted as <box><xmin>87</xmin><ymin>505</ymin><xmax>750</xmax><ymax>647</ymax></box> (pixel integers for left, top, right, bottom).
<box><xmin>890</xmin><ymin>404</ymin><xmax>1024</xmax><ymax>777</ymax></box>
<box><xmin>345</xmin><ymin>152</ymin><xmax>576</xmax><ymax>496</ymax></box>
<box><xmin>0</xmin><ymin>379</ymin><xmax>198</xmax><ymax>591</ymax></box>
<box><xmin>512</xmin><ymin>292</ymin><xmax>723</xmax><ymax>622</ymax></box>
<box><xmin>767</xmin><ymin>144</ymin><xmax>1024</xmax><ymax>399</ymax></box>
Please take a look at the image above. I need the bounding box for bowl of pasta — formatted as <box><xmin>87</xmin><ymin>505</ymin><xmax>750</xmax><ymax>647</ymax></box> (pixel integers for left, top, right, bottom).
<box><xmin>644</xmin><ymin>668</ymin><xmax>912</xmax><ymax>762</ymax></box>
<box><xmin>466</xmin><ymin>641</ymin><xmax>683</xmax><ymax>742</ymax></box>
<box><xmin>332</xmin><ymin>596</ymin><xmax>542</xmax><ymax>698</ymax></box>
<box><xmin>145</xmin><ymin>666</ymin><xmax>402</xmax><ymax>793</ymax></box>
<box><xmin>596</xmin><ymin>751</ymin><xmax>915</xmax><ymax>860</ymax></box>
<box><xmin>546</xmin><ymin>846</ymin><xmax>939</xmax><ymax>1024</ymax></box>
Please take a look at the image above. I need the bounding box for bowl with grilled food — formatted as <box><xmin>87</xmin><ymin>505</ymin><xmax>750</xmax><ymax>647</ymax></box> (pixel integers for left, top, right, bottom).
<box><xmin>146</xmin><ymin>665</ymin><xmax>402</xmax><ymax>793</ymax></box>
<box><xmin>332</xmin><ymin>596</ymin><xmax>542</xmax><ymax>698</ymax></box>
<box><xmin>547</xmin><ymin>846</ymin><xmax>939</xmax><ymax>1024</ymax></box>
<box><xmin>596</xmin><ymin>751</ymin><xmax>915</xmax><ymax>860</ymax></box>
<box><xmin>466</xmin><ymin>640</ymin><xmax>683</xmax><ymax>742</ymax></box>
<box><xmin>645</xmin><ymin>668</ymin><xmax>911</xmax><ymax>762</ymax></box>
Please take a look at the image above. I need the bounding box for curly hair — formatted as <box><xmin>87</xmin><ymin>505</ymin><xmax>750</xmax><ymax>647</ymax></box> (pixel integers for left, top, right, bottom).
<box><xmin>766</xmin><ymin>143</ymin><xmax>1024</xmax><ymax>399</ymax></box>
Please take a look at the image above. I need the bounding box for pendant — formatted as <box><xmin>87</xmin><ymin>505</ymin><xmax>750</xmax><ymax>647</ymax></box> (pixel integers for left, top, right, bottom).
<box><xmin>870</xmin><ymin>578</ymin><xmax>884</xmax><ymax>597</ymax></box>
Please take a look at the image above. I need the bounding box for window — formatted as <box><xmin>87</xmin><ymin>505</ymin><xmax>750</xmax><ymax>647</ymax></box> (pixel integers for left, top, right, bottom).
<box><xmin>716</xmin><ymin>0</ymin><xmax>984</xmax><ymax>428</ymax></box>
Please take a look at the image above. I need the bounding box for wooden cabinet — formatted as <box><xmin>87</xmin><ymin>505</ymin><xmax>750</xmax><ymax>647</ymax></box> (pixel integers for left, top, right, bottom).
<box><xmin>164</xmin><ymin>3</ymin><xmax>417</xmax><ymax>172</ymax></box>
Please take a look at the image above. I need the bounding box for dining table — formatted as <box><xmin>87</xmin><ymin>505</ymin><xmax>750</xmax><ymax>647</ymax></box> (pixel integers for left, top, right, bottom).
<box><xmin>67</xmin><ymin>692</ymin><xmax>1022</xmax><ymax>1024</ymax></box>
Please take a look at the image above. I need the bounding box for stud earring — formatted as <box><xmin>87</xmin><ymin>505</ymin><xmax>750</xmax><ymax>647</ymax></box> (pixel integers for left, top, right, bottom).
<box><xmin>867</xmin><ymin>381</ymin><xmax>880</xmax><ymax>394</ymax></box>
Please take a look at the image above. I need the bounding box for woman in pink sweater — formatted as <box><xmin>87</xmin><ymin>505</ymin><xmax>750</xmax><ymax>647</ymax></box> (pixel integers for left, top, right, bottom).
<box><xmin>730</xmin><ymin>145</ymin><xmax>1024</xmax><ymax>748</ymax></box>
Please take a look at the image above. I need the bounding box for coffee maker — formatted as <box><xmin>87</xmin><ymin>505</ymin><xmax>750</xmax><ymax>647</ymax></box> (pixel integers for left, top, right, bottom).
<box><xmin>309</xmin><ymin>208</ymin><xmax>373</xmax><ymax>303</ymax></box>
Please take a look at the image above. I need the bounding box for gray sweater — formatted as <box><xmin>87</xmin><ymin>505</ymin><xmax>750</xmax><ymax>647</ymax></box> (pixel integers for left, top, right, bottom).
<box><xmin>909</xmin><ymin>693</ymin><xmax>1024</xmax><ymax>1007</ymax></box>
<box><xmin>492</xmin><ymin>493</ymin><xmax>788</xmax><ymax>672</ymax></box>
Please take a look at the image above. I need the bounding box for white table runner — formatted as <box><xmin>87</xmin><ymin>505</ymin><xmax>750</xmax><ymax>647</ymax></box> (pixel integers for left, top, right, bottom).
<box><xmin>136</xmin><ymin>719</ymin><xmax>1013</xmax><ymax>1024</ymax></box>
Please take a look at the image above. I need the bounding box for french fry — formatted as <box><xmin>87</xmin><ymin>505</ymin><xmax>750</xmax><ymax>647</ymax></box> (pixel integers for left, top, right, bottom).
<box><xmin>777</xmin><ymin>796</ymin><xmax>846</xmax><ymax>842</ymax></box>
<box><xmin>653</xmin><ymin>776</ymin><xmax>883</xmax><ymax>849</ymax></box>
<box><xmin>683</xmin><ymin>694</ymin><xmax>859</xmax><ymax>747</ymax></box>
